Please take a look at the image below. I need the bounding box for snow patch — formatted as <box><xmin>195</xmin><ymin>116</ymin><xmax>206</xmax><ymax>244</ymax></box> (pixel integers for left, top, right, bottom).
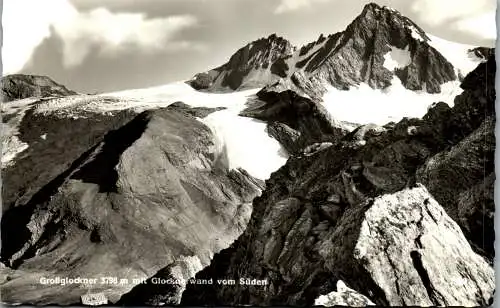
<box><xmin>103</xmin><ymin>82</ymin><xmax>259</xmax><ymax>112</ymax></box>
<box><xmin>409</xmin><ymin>26</ymin><xmax>426</xmax><ymax>42</ymax></box>
<box><xmin>2</xmin><ymin>135</ymin><xmax>29</xmax><ymax>168</ymax></box>
<box><xmin>322</xmin><ymin>77</ymin><xmax>463</xmax><ymax>125</ymax></box>
<box><xmin>201</xmin><ymin>110</ymin><xmax>287</xmax><ymax>180</ymax></box>
<box><xmin>383</xmin><ymin>46</ymin><xmax>411</xmax><ymax>71</ymax></box>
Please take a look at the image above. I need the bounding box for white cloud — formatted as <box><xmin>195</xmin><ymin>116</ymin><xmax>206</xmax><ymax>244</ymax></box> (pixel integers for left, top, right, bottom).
<box><xmin>53</xmin><ymin>8</ymin><xmax>198</xmax><ymax>67</ymax></box>
<box><xmin>2</xmin><ymin>0</ymin><xmax>199</xmax><ymax>74</ymax></box>
<box><xmin>274</xmin><ymin>0</ymin><xmax>330</xmax><ymax>14</ymax></box>
<box><xmin>2</xmin><ymin>0</ymin><xmax>69</xmax><ymax>74</ymax></box>
<box><xmin>454</xmin><ymin>11</ymin><xmax>497</xmax><ymax>40</ymax></box>
<box><xmin>411</xmin><ymin>0</ymin><xmax>492</xmax><ymax>25</ymax></box>
<box><xmin>411</xmin><ymin>0</ymin><xmax>496</xmax><ymax>39</ymax></box>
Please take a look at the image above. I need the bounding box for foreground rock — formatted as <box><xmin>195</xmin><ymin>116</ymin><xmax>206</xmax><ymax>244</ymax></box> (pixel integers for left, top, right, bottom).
<box><xmin>320</xmin><ymin>186</ymin><xmax>494</xmax><ymax>306</ymax></box>
<box><xmin>182</xmin><ymin>187</ymin><xmax>494</xmax><ymax>306</ymax></box>
<box><xmin>0</xmin><ymin>104</ymin><xmax>263</xmax><ymax>305</ymax></box>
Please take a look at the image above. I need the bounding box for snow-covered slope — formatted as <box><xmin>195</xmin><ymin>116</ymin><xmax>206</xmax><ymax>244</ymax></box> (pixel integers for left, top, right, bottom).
<box><xmin>427</xmin><ymin>34</ymin><xmax>487</xmax><ymax>77</ymax></box>
<box><xmin>321</xmin><ymin>78</ymin><xmax>463</xmax><ymax>125</ymax></box>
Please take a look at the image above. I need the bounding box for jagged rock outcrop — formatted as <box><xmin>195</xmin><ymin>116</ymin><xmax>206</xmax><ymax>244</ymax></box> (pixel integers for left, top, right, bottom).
<box><xmin>258</xmin><ymin>71</ymin><xmax>328</xmax><ymax>103</ymax></box>
<box><xmin>180</xmin><ymin>54</ymin><xmax>495</xmax><ymax>306</ymax></box>
<box><xmin>187</xmin><ymin>33</ymin><xmax>295</xmax><ymax>91</ymax></box>
<box><xmin>415</xmin><ymin>57</ymin><xmax>496</xmax><ymax>257</ymax></box>
<box><xmin>182</xmin><ymin>187</ymin><xmax>494</xmax><ymax>306</ymax></box>
<box><xmin>1</xmin><ymin>74</ymin><xmax>78</xmax><ymax>102</ymax></box>
<box><xmin>241</xmin><ymin>89</ymin><xmax>348</xmax><ymax>154</ymax></box>
<box><xmin>188</xmin><ymin>3</ymin><xmax>459</xmax><ymax>97</ymax></box>
<box><xmin>319</xmin><ymin>186</ymin><xmax>494</xmax><ymax>306</ymax></box>
<box><xmin>468</xmin><ymin>47</ymin><xmax>495</xmax><ymax>60</ymax></box>
<box><xmin>0</xmin><ymin>104</ymin><xmax>263</xmax><ymax>305</ymax></box>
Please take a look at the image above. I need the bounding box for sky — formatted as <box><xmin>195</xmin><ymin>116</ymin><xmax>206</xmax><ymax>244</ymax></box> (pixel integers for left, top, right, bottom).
<box><xmin>1</xmin><ymin>0</ymin><xmax>497</xmax><ymax>93</ymax></box>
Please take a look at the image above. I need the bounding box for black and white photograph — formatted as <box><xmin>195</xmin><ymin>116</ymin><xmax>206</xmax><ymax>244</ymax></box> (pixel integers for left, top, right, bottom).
<box><xmin>0</xmin><ymin>0</ymin><xmax>497</xmax><ymax>306</ymax></box>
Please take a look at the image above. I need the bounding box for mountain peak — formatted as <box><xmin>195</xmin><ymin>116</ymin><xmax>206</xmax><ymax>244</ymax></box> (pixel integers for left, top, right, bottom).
<box><xmin>360</xmin><ymin>2</ymin><xmax>405</xmax><ymax>16</ymax></box>
<box><xmin>361</xmin><ymin>2</ymin><xmax>383</xmax><ymax>13</ymax></box>
<box><xmin>353</xmin><ymin>2</ymin><xmax>427</xmax><ymax>39</ymax></box>
<box><xmin>188</xmin><ymin>34</ymin><xmax>295</xmax><ymax>90</ymax></box>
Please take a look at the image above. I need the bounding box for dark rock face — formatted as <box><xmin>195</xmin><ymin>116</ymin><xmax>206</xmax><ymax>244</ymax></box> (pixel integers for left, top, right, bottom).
<box><xmin>468</xmin><ymin>47</ymin><xmax>495</xmax><ymax>60</ymax></box>
<box><xmin>180</xmin><ymin>54</ymin><xmax>495</xmax><ymax>306</ymax></box>
<box><xmin>241</xmin><ymin>89</ymin><xmax>348</xmax><ymax>155</ymax></box>
<box><xmin>0</xmin><ymin>104</ymin><xmax>263</xmax><ymax>305</ymax></box>
<box><xmin>1</xmin><ymin>74</ymin><xmax>78</xmax><ymax>102</ymax></box>
<box><xmin>1</xmin><ymin>107</ymin><xmax>138</xmax><ymax>214</ymax></box>
<box><xmin>187</xmin><ymin>3</ymin><xmax>458</xmax><ymax>96</ymax></box>
<box><xmin>310</xmin><ymin>3</ymin><xmax>456</xmax><ymax>93</ymax></box>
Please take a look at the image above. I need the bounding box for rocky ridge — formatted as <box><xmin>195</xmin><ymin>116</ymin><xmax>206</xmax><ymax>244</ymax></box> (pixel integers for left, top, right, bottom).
<box><xmin>188</xmin><ymin>3</ymin><xmax>469</xmax><ymax>99</ymax></box>
<box><xmin>1</xmin><ymin>74</ymin><xmax>78</xmax><ymax>103</ymax></box>
<box><xmin>188</xmin><ymin>34</ymin><xmax>295</xmax><ymax>91</ymax></box>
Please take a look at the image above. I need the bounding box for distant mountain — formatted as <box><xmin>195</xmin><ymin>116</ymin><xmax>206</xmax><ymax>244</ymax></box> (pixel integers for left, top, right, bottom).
<box><xmin>188</xmin><ymin>3</ymin><xmax>489</xmax><ymax>99</ymax></box>
<box><xmin>1</xmin><ymin>74</ymin><xmax>78</xmax><ymax>102</ymax></box>
<box><xmin>188</xmin><ymin>33</ymin><xmax>295</xmax><ymax>91</ymax></box>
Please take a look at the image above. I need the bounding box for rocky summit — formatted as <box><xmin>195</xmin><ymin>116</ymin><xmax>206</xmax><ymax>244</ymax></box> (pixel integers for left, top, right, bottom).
<box><xmin>188</xmin><ymin>33</ymin><xmax>295</xmax><ymax>91</ymax></box>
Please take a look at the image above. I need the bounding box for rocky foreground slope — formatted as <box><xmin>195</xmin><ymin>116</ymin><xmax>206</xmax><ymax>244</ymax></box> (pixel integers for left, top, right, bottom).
<box><xmin>0</xmin><ymin>102</ymin><xmax>263</xmax><ymax>304</ymax></box>
<box><xmin>178</xmin><ymin>54</ymin><xmax>495</xmax><ymax>307</ymax></box>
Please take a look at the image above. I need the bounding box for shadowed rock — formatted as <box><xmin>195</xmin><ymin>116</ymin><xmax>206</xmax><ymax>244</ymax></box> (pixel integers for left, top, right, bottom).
<box><xmin>241</xmin><ymin>89</ymin><xmax>348</xmax><ymax>154</ymax></box>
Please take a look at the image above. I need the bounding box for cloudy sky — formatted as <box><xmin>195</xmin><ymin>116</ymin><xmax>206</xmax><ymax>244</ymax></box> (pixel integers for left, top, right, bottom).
<box><xmin>2</xmin><ymin>0</ymin><xmax>497</xmax><ymax>93</ymax></box>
